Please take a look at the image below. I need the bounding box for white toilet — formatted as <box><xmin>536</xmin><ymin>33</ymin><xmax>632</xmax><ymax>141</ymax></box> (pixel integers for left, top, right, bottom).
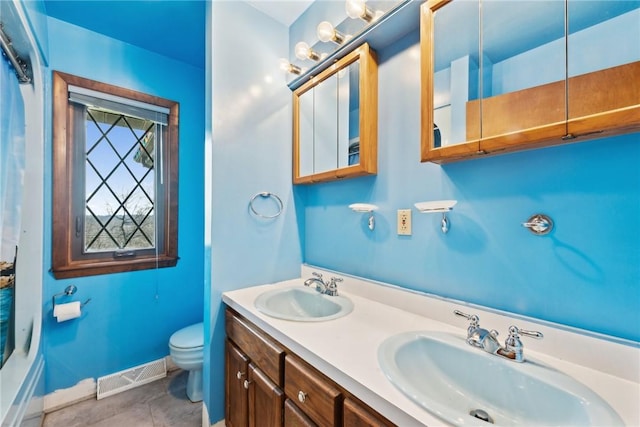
<box><xmin>169</xmin><ymin>322</ymin><xmax>204</xmax><ymax>402</ymax></box>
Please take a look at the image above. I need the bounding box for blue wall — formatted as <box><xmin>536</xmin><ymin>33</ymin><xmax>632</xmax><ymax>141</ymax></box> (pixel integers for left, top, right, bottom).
<box><xmin>204</xmin><ymin>2</ymin><xmax>303</xmax><ymax>423</ymax></box>
<box><xmin>202</xmin><ymin>3</ymin><xmax>638</xmax><ymax>423</ymax></box>
<box><xmin>302</xmin><ymin>30</ymin><xmax>640</xmax><ymax>342</ymax></box>
<box><xmin>42</xmin><ymin>17</ymin><xmax>205</xmax><ymax>394</ymax></box>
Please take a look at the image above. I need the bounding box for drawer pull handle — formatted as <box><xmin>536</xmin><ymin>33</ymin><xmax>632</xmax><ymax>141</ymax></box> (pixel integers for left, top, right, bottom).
<box><xmin>297</xmin><ymin>391</ymin><xmax>307</xmax><ymax>403</ymax></box>
<box><xmin>243</xmin><ymin>380</ymin><xmax>251</xmax><ymax>390</ymax></box>
<box><xmin>236</xmin><ymin>371</ymin><xmax>245</xmax><ymax>380</ymax></box>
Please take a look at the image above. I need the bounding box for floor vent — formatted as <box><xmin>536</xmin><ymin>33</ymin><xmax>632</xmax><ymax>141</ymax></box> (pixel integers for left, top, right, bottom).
<box><xmin>96</xmin><ymin>358</ymin><xmax>166</xmax><ymax>400</ymax></box>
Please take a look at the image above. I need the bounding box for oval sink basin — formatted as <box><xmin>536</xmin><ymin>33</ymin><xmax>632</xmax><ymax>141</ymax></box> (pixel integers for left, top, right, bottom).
<box><xmin>255</xmin><ymin>286</ymin><xmax>353</xmax><ymax>322</ymax></box>
<box><xmin>378</xmin><ymin>331</ymin><xmax>623</xmax><ymax>426</ymax></box>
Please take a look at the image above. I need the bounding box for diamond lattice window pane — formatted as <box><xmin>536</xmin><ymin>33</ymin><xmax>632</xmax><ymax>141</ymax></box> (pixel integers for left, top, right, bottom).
<box><xmin>83</xmin><ymin>107</ymin><xmax>158</xmax><ymax>253</ymax></box>
<box><xmin>86</xmin><ymin>186</ymin><xmax>119</xmax><ymax>218</ymax></box>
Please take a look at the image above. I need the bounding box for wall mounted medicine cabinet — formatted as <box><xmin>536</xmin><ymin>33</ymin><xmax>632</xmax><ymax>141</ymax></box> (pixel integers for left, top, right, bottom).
<box><xmin>293</xmin><ymin>43</ymin><xmax>378</xmax><ymax>184</ymax></box>
<box><xmin>421</xmin><ymin>0</ymin><xmax>640</xmax><ymax>164</ymax></box>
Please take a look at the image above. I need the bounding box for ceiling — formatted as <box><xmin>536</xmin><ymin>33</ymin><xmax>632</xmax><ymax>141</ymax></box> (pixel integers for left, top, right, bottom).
<box><xmin>44</xmin><ymin>0</ymin><xmax>205</xmax><ymax>68</ymax></box>
<box><xmin>43</xmin><ymin>1</ymin><xmax>312</xmax><ymax>70</ymax></box>
<box><xmin>246</xmin><ymin>0</ymin><xmax>313</xmax><ymax>26</ymax></box>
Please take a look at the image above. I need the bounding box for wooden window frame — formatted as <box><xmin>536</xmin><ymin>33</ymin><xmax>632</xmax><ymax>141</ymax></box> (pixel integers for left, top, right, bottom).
<box><xmin>52</xmin><ymin>71</ymin><xmax>179</xmax><ymax>278</ymax></box>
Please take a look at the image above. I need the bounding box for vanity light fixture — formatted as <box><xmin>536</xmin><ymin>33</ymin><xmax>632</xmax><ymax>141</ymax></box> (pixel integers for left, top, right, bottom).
<box><xmin>279</xmin><ymin>58</ymin><xmax>302</xmax><ymax>75</ymax></box>
<box><xmin>345</xmin><ymin>0</ymin><xmax>383</xmax><ymax>23</ymax></box>
<box><xmin>349</xmin><ymin>203</ymin><xmax>378</xmax><ymax>231</ymax></box>
<box><xmin>415</xmin><ymin>200</ymin><xmax>458</xmax><ymax>234</ymax></box>
<box><xmin>317</xmin><ymin>21</ymin><xmax>347</xmax><ymax>45</ymax></box>
<box><xmin>294</xmin><ymin>41</ymin><xmax>320</xmax><ymax>61</ymax></box>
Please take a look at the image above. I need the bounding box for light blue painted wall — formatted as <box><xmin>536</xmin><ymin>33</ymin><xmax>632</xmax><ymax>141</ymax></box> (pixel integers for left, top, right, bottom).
<box><xmin>205</xmin><ymin>2</ymin><xmax>639</xmax><ymax>422</ymax></box>
<box><xmin>303</xmin><ymin>29</ymin><xmax>640</xmax><ymax>342</ymax></box>
<box><xmin>42</xmin><ymin>17</ymin><xmax>205</xmax><ymax>393</ymax></box>
<box><xmin>204</xmin><ymin>2</ymin><xmax>303</xmax><ymax>423</ymax></box>
<box><xmin>20</xmin><ymin>0</ymin><xmax>49</xmax><ymax>66</ymax></box>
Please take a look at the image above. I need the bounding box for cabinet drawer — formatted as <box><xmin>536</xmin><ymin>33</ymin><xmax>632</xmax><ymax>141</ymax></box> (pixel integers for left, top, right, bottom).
<box><xmin>226</xmin><ymin>309</ymin><xmax>285</xmax><ymax>386</ymax></box>
<box><xmin>284</xmin><ymin>355</ymin><xmax>341</xmax><ymax>427</ymax></box>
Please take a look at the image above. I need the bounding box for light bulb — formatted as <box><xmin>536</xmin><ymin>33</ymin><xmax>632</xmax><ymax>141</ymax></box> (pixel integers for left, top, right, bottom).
<box><xmin>317</xmin><ymin>21</ymin><xmax>335</xmax><ymax>43</ymax></box>
<box><xmin>345</xmin><ymin>0</ymin><xmax>375</xmax><ymax>22</ymax></box>
<box><xmin>278</xmin><ymin>58</ymin><xmax>301</xmax><ymax>75</ymax></box>
<box><xmin>345</xmin><ymin>0</ymin><xmax>366</xmax><ymax>19</ymax></box>
<box><xmin>316</xmin><ymin>21</ymin><xmax>346</xmax><ymax>45</ymax></box>
<box><xmin>295</xmin><ymin>42</ymin><xmax>310</xmax><ymax>60</ymax></box>
<box><xmin>294</xmin><ymin>41</ymin><xmax>320</xmax><ymax>61</ymax></box>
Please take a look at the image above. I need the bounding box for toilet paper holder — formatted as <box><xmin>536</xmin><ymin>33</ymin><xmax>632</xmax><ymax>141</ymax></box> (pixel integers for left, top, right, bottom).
<box><xmin>52</xmin><ymin>285</ymin><xmax>91</xmax><ymax>309</ymax></box>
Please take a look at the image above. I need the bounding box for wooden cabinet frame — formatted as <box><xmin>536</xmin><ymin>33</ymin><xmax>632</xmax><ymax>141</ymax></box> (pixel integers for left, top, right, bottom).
<box><xmin>420</xmin><ymin>1</ymin><xmax>640</xmax><ymax>164</ymax></box>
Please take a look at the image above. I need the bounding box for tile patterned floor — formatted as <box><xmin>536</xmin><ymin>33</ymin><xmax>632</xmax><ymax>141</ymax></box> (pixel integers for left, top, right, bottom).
<box><xmin>43</xmin><ymin>369</ymin><xmax>202</xmax><ymax>427</ymax></box>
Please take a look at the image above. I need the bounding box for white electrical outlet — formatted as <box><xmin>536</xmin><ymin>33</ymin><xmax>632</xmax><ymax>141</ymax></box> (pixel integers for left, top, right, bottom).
<box><xmin>397</xmin><ymin>209</ymin><xmax>412</xmax><ymax>235</ymax></box>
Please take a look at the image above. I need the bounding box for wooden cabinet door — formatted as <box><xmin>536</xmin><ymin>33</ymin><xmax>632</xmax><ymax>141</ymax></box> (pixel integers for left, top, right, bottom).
<box><xmin>284</xmin><ymin>399</ymin><xmax>317</xmax><ymax>427</ymax></box>
<box><xmin>249</xmin><ymin>363</ymin><xmax>284</xmax><ymax>427</ymax></box>
<box><xmin>343</xmin><ymin>398</ymin><xmax>396</xmax><ymax>427</ymax></box>
<box><xmin>226</xmin><ymin>340</ymin><xmax>249</xmax><ymax>427</ymax></box>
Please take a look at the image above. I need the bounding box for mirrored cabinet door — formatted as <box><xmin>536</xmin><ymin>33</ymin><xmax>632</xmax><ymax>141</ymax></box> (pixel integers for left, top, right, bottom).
<box><xmin>298</xmin><ymin>88</ymin><xmax>315</xmax><ymax>177</ymax></box>
<box><xmin>566</xmin><ymin>0</ymin><xmax>640</xmax><ymax>137</ymax></box>
<box><xmin>478</xmin><ymin>0</ymin><xmax>567</xmax><ymax>153</ymax></box>
<box><xmin>314</xmin><ymin>72</ymin><xmax>340</xmax><ymax>174</ymax></box>
<box><xmin>421</xmin><ymin>0</ymin><xmax>481</xmax><ymax>162</ymax></box>
<box><xmin>337</xmin><ymin>62</ymin><xmax>357</xmax><ymax>170</ymax></box>
<box><xmin>293</xmin><ymin>43</ymin><xmax>377</xmax><ymax>184</ymax></box>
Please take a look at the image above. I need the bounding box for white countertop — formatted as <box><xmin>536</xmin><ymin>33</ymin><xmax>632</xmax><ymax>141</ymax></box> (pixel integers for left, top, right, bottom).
<box><xmin>222</xmin><ymin>265</ymin><xmax>640</xmax><ymax>426</ymax></box>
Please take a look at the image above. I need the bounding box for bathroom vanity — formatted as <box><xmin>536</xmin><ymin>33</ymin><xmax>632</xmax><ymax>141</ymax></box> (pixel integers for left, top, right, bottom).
<box><xmin>225</xmin><ymin>309</ymin><xmax>393</xmax><ymax>426</ymax></box>
<box><xmin>222</xmin><ymin>266</ymin><xmax>639</xmax><ymax>426</ymax></box>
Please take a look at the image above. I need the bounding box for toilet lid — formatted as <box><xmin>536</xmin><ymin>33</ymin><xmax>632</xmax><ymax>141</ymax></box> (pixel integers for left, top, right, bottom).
<box><xmin>170</xmin><ymin>322</ymin><xmax>203</xmax><ymax>349</ymax></box>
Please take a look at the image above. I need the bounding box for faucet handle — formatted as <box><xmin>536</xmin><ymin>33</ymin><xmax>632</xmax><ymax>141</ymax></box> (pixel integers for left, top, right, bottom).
<box><xmin>454</xmin><ymin>310</ymin><xmax>480</xmax><ymax>327</ymax></box>
<box><xmin>454</xmin><ymin>310</ymin><xmax>481</xmax><ymax>339</ymax></box>
<box><xmin>505</xmin><ymin>326</ymin><xmax>543</xmax><ymax>362</ymax></box>
<box><xmin>507</xmin><ymin>325</ymin><xmax>543</xmax><ymax>341</ymax></box>
<box><xmin>326</xmin><ymin>277</ymin><xmax>343</xmax><ymax>296</ymax></box>
<box><xmin>312</xmin><ymin>271</ymin><xmax>324</xmax><ymax>280</ymax></box>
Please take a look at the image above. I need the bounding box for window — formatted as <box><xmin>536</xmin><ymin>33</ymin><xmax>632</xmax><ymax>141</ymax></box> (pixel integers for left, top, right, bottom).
<box><xmin>52</xmin><ymin>71</ymin><xmax>179</xmax><ymax>278</ymax></box>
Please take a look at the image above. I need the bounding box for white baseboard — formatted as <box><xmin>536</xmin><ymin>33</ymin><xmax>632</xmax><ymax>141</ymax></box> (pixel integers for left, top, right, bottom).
<box><xmin>43</xmin><ymin>378</ymin><xmax>96</xmax><ymax>413</ymax></box>
<box><xmin>44</xmin><ymin>356</ymin><xmax>176</xmax><ymax>413</ymax></box>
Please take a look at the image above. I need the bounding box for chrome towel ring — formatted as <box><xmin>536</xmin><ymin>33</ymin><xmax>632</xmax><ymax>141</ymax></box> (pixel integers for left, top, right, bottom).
<box><xmin>249</xmin><ymin>192</ymin><xmax>283</xmax><ymax>219</ymax></box>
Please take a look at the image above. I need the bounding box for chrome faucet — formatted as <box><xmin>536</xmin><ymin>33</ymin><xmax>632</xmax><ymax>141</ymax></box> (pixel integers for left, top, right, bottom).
<box><xmin>303</xmin><ymin>272</ymin><xmax>342</xmax><ymax>296</ymax></box>
<box><xmin>454</xmin><ymin>310</ymin><xmax>543</xmax><ymax>362</ymax></box>
<box><xmin>304</xmin><ymin>272</ymin><xmax>327</xmax><ymax>293</ymax></box>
